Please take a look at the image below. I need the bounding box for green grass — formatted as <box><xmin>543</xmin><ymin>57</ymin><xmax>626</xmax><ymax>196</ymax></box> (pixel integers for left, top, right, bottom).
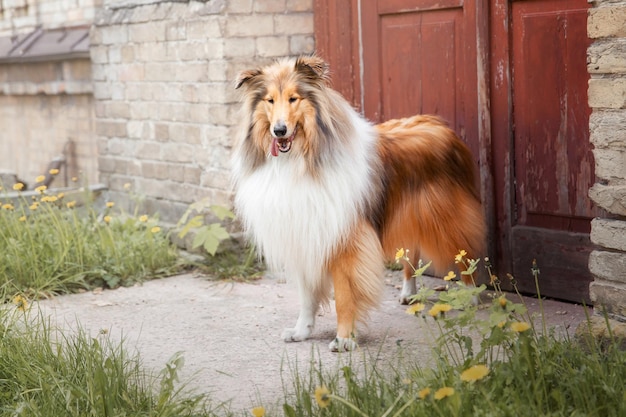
<box><xmin>0</xmin><ymin>302</ymin><xmax>230</xmax><ymax>417</ymax></box>
<box><xmin>276</xmin><ymin>254</ymin><xmax>626</xmax><ymax>417</ymax></box>
<box><xmin>0</xmin><ymin>183</ymin><xmax>182</xmax><ymax>298</ymax></box>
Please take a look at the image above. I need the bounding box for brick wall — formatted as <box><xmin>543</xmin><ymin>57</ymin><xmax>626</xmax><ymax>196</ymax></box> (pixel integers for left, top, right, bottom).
<box><xmin>587</xmin><ymin>0</ymin><xmax>626</xmax><ymax>320</ymax></box>
<box><xmin>0</xmin><ymin>59</ymin><xmax>97</xmax><ymax>188</ymax></box>
<box><xmin>91</xmin><ymin>0</ymin><xmax>314</xmax><ymax>223</ymax></box>
<box><xmin>0</xmin><ymin>0</ymin><xmax>99</xmax><ymax>36</ymax></box>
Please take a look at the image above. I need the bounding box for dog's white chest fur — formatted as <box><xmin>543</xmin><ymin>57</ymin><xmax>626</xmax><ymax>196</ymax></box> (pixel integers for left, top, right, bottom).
<box><xmin>234</xmin><ymin>113</ymin><xmax>377</xmax><ymax>284</ymax></box>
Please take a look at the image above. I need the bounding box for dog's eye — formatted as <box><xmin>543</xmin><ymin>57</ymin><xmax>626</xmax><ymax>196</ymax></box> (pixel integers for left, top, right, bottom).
<box><xmin>267</xmin><ymin>98</ymin><xmax>274</xmax><ymax>104</ymax></box>
<box><xmin>289</xmin><ymin>97</ymin><xmax>298</xmax><ymax>103</ymax></box>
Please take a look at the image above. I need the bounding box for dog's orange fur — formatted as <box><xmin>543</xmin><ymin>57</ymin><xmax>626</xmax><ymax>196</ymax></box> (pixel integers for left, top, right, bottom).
<box><xmin>234</xmin><ymin>56</ymin><xmax>486</xmax><ymax>347</ymax></box>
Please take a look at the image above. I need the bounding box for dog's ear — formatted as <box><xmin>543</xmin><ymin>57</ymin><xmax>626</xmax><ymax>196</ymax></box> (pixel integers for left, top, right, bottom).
<box><xmin>235</xmin><ymin>68</ymin><xmax>262</xmax><ymax>89</ymax></box>
<box><xmin>295</xmin><ymin>55</ymin><xmax>330</xmax><ymax>84</ymax></box>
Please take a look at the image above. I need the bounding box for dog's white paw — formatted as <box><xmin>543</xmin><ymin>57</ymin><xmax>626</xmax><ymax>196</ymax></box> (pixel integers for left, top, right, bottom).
<box><xmin>328</xmin><ymin>337</ymin><xmax>358</xmax><ymax>352</ymax></box>
<box><xmin>282</xmin><ymin>327</ymin><xmax>311</xmax><ymax>343</ymax></box>
<box><xmin>399</xmin><ymin>277</ymin><xmax>417</xmax><ymax>305</ymax></box>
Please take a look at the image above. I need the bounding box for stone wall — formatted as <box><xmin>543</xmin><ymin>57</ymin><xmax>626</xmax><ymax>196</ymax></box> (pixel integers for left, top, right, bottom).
<box><xmin>0</xmin><ymin>0</ymin><xmax>99</xmax><ymax>36</ymax></box>
<box><xmin>0</xmin><ymin>60</ymin><xmax>96</xmax><ymax>187</ymax></box>
<box><xmin>587</xmin><ymin>0</ymin><xmax>626</xmax><ymax>320</ymax></box>
<box><xmin>91</xmin><ymin>0</ymin><xmax>314</xmax><ymax>223</ymax></box>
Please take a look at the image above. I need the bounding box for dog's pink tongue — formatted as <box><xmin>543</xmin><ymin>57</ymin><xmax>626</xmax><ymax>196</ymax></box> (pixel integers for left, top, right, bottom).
<box><xmin>270</xmin><ymin>138</ymin><xmax>279</xmax><ymax>157</ymax></box>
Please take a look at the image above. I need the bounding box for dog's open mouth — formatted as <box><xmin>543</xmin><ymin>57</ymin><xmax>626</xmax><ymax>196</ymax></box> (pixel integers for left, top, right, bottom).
<box><xmin>270</xmin><ymin>127</ymin><xmax>297</xmax><ymax>157</ymax></box>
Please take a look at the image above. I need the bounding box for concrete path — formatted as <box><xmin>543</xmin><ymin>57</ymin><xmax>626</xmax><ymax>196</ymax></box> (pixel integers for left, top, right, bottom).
<box><xmin>37</xmin><ymin>271</ymin><xmax>588</xmax><ymax>412</ymax></box>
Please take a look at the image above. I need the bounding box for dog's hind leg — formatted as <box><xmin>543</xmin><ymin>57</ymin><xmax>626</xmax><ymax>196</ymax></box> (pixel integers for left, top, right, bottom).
<box><xmin>399</xmin><ymin>250</ymin><xmax>421</xmax><ymax>305</ymax></box>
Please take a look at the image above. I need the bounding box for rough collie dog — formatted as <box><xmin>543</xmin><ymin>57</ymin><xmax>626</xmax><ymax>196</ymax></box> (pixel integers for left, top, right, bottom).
<box><xmin>232</xmin><ymin>55</ymin><xmax>486</xmax><ymax>352</ymax></box>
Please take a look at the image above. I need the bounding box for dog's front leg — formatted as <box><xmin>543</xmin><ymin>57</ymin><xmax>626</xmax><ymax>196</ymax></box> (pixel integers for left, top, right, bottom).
<box><xmin>282</xmin><ymin>279</ymin><xmax>319</xmax><ymax>342</ymax></box>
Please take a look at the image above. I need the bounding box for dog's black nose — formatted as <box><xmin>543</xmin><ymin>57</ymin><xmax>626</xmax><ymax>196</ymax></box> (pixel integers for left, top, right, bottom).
<box><xmin>273</xmin><ymin>123</ymin><xmax>287</xmax><ymax>137</ymax></box>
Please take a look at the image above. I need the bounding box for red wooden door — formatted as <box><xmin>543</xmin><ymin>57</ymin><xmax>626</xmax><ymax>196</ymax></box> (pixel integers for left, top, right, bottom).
<box><xmin>359</xmin><ymin>0</ymin><xmax>481</xmax><ymax>161</ymax></box>
<box><xmin>507</xmin><ymin>0</ymin><xmax>597</xmax><ymax>302</ymax></box>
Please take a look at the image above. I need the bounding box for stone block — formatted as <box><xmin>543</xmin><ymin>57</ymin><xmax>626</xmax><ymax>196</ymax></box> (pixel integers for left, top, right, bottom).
<box><xmin>590</xmin><ymin>109</ymin><xmax>626</xmax><ymax>149</ymax></box>
<box><xmin>588</xmin><ymin>39</ymin><xmax>626</xmax><ymax>74</ymax></box>
<box><xmin>589</xmin><ymin>5</ymin><xmax>626</xmax><ymax>38</ymax></box>
<box><xmin>273</xmin><ymin>13</ymin><xmax>314</xmax><ymax>35</ymax></box>
<box><xmin>169</xmin><ymin>123</ymin><xmax>201</xmax><ymax>144</ymax></box>
<box><xmin>593</xmin><ymin>148</ymin><xmax>626</xmax><ymax>180</ymax></box>
<box><xmin>575</xmin><ymin>315</ymin><xmax>626</xmax><ymax>351</ymax></box>
<box><xmin>589</xmin><ymin>183</ymin><xmax>626</xmax><ymax>215</ymax></box>
<box><xmin>589</xmin><ymin>250</ymin><xmax>626</xmax><ymax>284</ymax></box>
<box><xmin>589</xmin><ymin>279</ymin><xmax>626</xmax><ymax>319</ymax></box>
<box><xmin>173</xmin><ymin>63</ymin><xmax>209</xmax><ymax>83</ymax></box>
<box><xmin>254</xmin><ymin>0</ymin><xmax>286</xmax><ymax>13</ymax></box>
<box><xmin>290</xmin><ymin>34</ymin><xmax>315</xmax><ymax>54</ymax></box>
<box><xmin>287</xmin><ymin>0</ymin><xmax>313</xmax><ymax>12</ymax></box>
<box><xmin>224</xmin><ymin>37</ymin><xmax>256</xmax><ymax>58</ymax></box>
<box><xmin>100</xmin><ymin>25</ymin><xmax>128</xmax><ymax>45</ymax></box>
<box><xmin>134</xmin><ymin>141</ymin><xmax>161</xmax><ymax>160</ymax></box>
<box><xmin>224</xmin><ymin>15</ymin><xmax>274</xmax><ymax>37</ymax></box>
<box><xmin>591</xmin><ymin>218</ymin><xmax>626</xmax><ymax>251</ymax></box>
<box><xmin>256</xmin><ymin>36</ymin><xmax>289</xmax><ymax>57</ymax></box>
<box><xmin>588</xmin><ymin>78</ymin><xmax>626</xmax><ymax>109</ymax></box>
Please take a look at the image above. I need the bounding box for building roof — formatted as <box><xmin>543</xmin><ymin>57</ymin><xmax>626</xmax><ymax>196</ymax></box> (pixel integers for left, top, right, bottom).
<box><xmin>0</xmin><ymin>26</ymin><xmax>89</xmax><ymax>63</ymax></box>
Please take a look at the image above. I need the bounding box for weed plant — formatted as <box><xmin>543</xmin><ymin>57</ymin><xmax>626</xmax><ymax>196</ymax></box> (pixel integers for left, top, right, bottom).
<box><xmin>0</xmin><ymin>177</ymin><xmax>180</xmax><ymax>298</ymax></box>
<box><xmin>0</xmin><ymin>290</ymin><xmax>229</xmax><ymax>417</ymax></box>
<box><xmin>277</xmin><ymin>251</ymin><xmax>626</xmax><ymax>417</ymax></box>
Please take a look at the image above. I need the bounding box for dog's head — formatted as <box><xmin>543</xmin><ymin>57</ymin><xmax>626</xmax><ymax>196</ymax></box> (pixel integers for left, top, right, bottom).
<box><xmin>236</xmin><ymin>55</ymin><xmax>330</xmax><ymax>158</ymax></box>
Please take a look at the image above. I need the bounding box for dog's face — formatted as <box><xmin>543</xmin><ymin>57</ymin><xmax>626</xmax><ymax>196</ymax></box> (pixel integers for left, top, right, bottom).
<box><xmin>236</xmin><ymin>56</ymin><xmax>329</xmax><ymax>158</ymax></box>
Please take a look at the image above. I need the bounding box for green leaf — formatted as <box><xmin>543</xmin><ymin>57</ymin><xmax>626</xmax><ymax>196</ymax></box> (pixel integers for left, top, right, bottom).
<box><xmin>210</xmin><ymin>205</ymin><xmax>235</xmax><ymax>221</ymax></box>
<box><xmin>202</xmin><ymin>236</ymin><xmax>220</xmax><ymax>256</ymax></box>
<box><xmin>208</xmin><ymin>223</ymin><xmax>230</xmax><ymax>240</ymax></box>
<box><xmin>177</xmin><ymin>215</ymin><xmax>203</xmax><ymax>238</ymax></box>
<box><xmin>412</xmin><ymin>260</ymin><xmax>432</xmax><ymax>278</ymax></box>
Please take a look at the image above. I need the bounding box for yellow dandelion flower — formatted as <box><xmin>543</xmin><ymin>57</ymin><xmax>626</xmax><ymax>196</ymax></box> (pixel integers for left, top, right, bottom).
<box><xmin>71</xmin><ymin>176</ymin><xmax>78</xmax><ymax>182</ymax></box>
<box><xmin>57</xmin><ymin>192</ymin><xmax>64</xmax><ymax>199</ymax></box>
<box><xmin>123</xmin><ymin>182</ymin><xmax>132</xmax><ymax>190</ymax></box>
<box><xmin>0</xmin><ymin>186</ymin><xmax>2</xmax><ymax>191</ymax></box>
<box><xmin>394</xmin><ymin>248</ymin><xmax>405</xmax><ymax>261</ymax></box>
<box><xmin>13</xmin><ymin>295</ymin><xmax>29</xmax><ymax>312</ymax></box>
<box><xmin>498</xmin><ymin>296</ymin><xmax>507</xmax><ymax>308</ymax></box>
<box><xmin>18</xmin><ymin>215</ymin><xmax>26</xmax><ymax>222</ymax></box>
<box><xmin>444</xmin><ymin>271</ymin><xmax>456</xmax><ymax>281</ymax></box>
<box><xmin>405</xmin><ymin>302</ymin><xmax>425</xmax><ymax>315</ymax></box>
<box><xmin>417</xmin><ymin>387</ymin><xmax>431</xmax><ymax>399</ymax></box>
<box><xmin>461</xmin><ymin>364</ymin><xmax>490</xmax><ymax>382</ymax></box>
<box><xmin>510</xmin><ymin>321</ymin><xmax>531</xmax><ymax>333</ymax></box>
<box><xmin>151</xmin><ymin>226</ymin><xmax>161</xmax><ymax>233</ymax></box>
<box><xmin>455</xmin><ymin>249</ymin><xmax>467</xmax><ymax>263</ymax></box>
<box><xmin>104</xmin><ymin>215</ymin><xmax>112</xmax><ymax>223</ymax></box>
<box><xmin>434</xmin><ymin>387</ymin><xmax>455</xmax><ymax>400</ymax></box>
<box><xmin>35</xmin><ymin>175</ymin><xmax>46</xmax><ymax>183</ymax></box>
<box><xmin>2</xmin><ymin>203</ymin><xmax>14</xmax><ymax>210</ymax></box>
<box><xmin>35</xmin><ymin>185</ymin><xmax>47</xmax><ymax>193</ymax></box>
<box><xmin>29</xmin><ymin>203</ymin><xmax>39</xmax><ymax>210</ymax></box>
<box><xmin>139</xmin><ymin>215</ymin><xmax>149</xmax><ymax>222</ymax></box>
<box><xmin>497</xmin><ymin>320</ymin><xmax>506</xmax><ymax>328</ymax></box>
<box><xmin>66</xmin><ymin>201</ymin><xmax>76</xmax><ymax>209</ymax></box>
<box><xmin>106</xmin><ymin>201</ymin><xmax>115</xmax><ymax>208</ymax></box>
<box><xmin>428</xmin><ymin>303</ymin><xmax>452</xmax><ymax>317</ymax></box>
<box><xmin>42</xmin><ymin>196</ymin><xmax>58</xmax><ymax>203</ymax></box>
<box><xmin>12</xmin><ymin>183</ymin><xmax>24</xmax><ymax>191</ymax></box>
<box><xmin>251</xmin><ymin>406</ymin><xmax>265</xmax><ymax>417</ymax></box>
<box><xmin>314</xmin><ymin>386</ymin><xmax>331</xmax><ymax>408</ymax></box>
<box><xmin>49</xmin><ymin>168</ymin><xmax>59</xmax><ymax>175</ymax></box>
